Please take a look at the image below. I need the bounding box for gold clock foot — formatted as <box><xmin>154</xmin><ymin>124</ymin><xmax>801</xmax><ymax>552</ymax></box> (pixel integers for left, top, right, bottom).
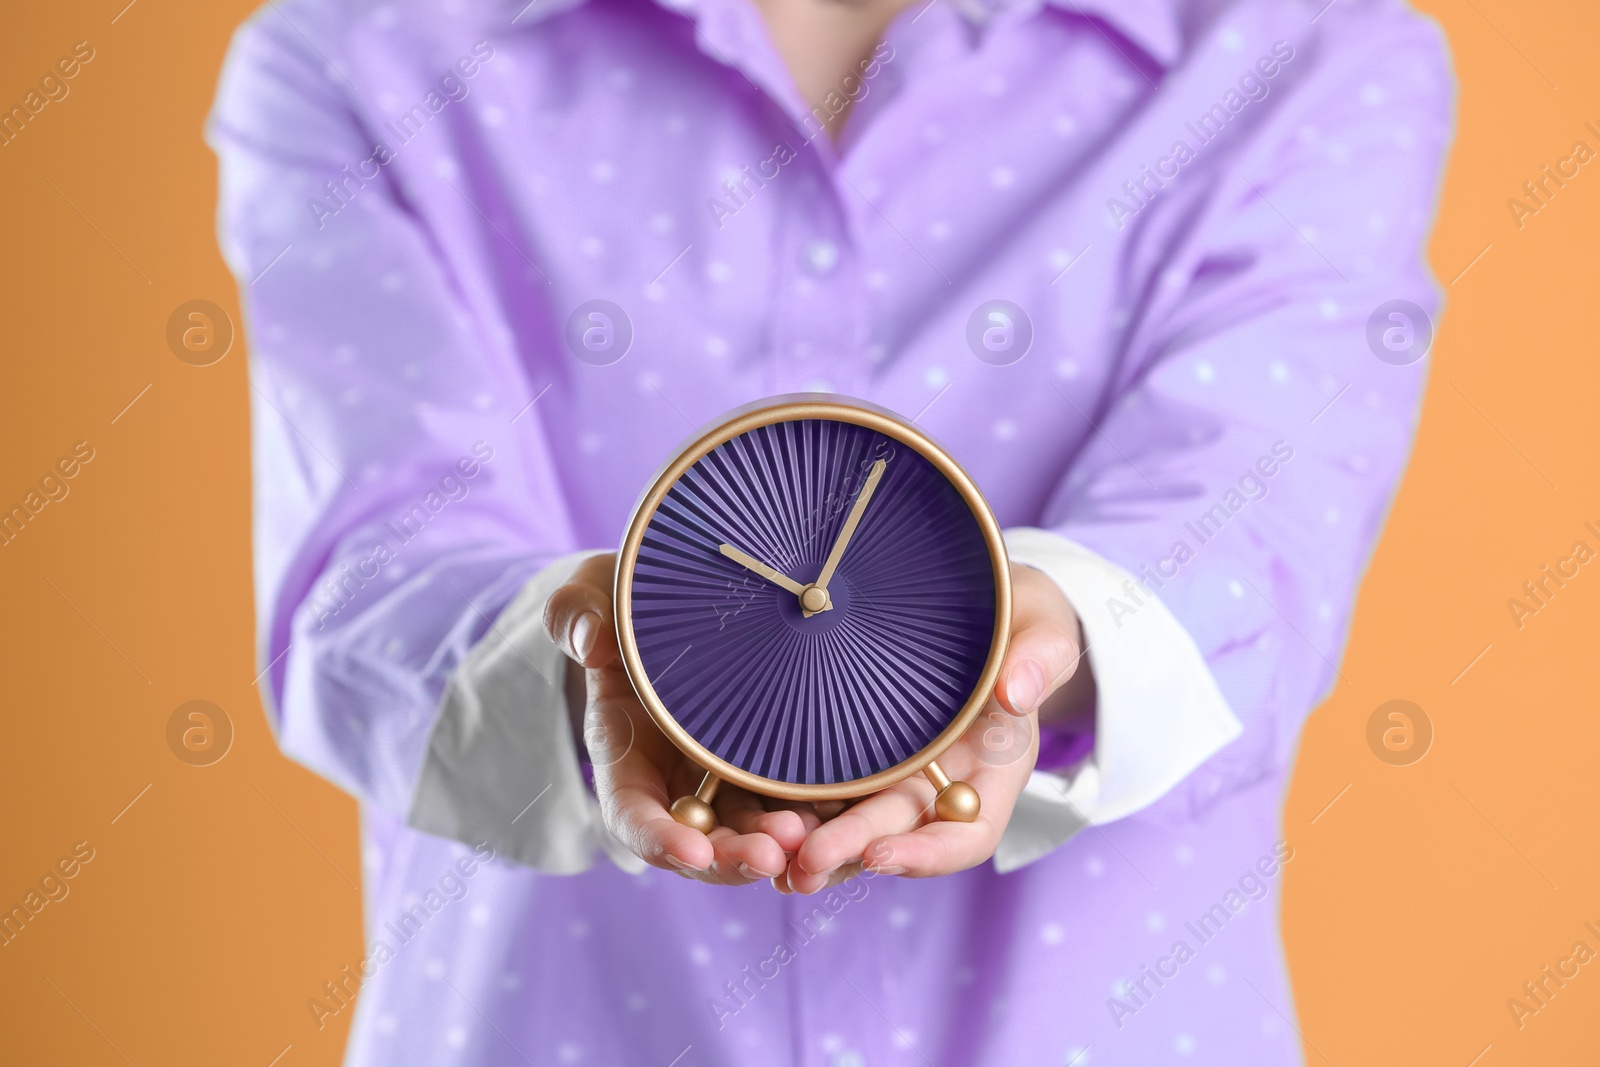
<box><xmin>670</xmin><ymin>795</ymin><xmax>716</xmax><ymax>833</ymax></box>
<box><xmin>924</xmin><ymin>760</ymin><xmax>981</xmax><ymax>822</ymax></box>
<box><xmin>670</xmin><ymin>771</ymin><xmax>721</xmax><ymax>833</ymax></box>
<box><xmin>935</xmin><ymin>781</ymin><xmax>981</xmax><ymax>822</ymax></box>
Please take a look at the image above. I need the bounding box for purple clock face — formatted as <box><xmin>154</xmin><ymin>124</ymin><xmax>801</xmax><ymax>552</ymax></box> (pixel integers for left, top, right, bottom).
<box><xmin>629</xmin><ymin>416</ymin><xmax>997</xmax><ymax>785</ymax></box>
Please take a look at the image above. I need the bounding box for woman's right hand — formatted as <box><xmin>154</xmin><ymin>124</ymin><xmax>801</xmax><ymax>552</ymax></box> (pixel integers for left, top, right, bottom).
<box><xmin>544</xmin><ymin>553</ymin><xmax>817</xmax><ymax>884</ymax></box>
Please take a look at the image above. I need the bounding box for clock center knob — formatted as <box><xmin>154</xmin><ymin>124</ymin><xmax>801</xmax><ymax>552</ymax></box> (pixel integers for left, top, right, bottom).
<box><xmin>800</xmin><ymin>586</ymin><xmax>830</xmax><ymax>613</ymax></box>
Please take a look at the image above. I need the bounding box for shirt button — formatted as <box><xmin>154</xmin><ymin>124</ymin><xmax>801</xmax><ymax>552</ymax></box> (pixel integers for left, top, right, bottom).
<box><xmin>803</xmin><ymin>239</ymin><xmax>840</xmax><ymax>275</ymax></box>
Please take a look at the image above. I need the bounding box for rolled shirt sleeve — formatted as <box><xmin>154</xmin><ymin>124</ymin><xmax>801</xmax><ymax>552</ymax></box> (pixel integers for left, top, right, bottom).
<box><xmin>407</xmin><ymin>549</ymin><xmax>646</xmax><ymax>873</ymax></box>
<box><xmin>996</xmin><ymin>528</ymin><xmax>1244</xmax><ymax>872</ymax></box>
<box><xmin>1014</xmin><ymin>8</ymin><xmax>1453</xmax><ymax>836</ymax></box>
<box><xmin>209</xmin><ymin>8</ymin><xmax>578</xmax><ymax>819</ymax></box>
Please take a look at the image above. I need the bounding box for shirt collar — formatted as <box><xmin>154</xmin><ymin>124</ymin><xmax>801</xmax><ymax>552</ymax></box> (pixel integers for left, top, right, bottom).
<box><xmin>500</xmin><ymin>0</ymin><xmax>1183</xmax><ymax>71</ymax></box>
<box><xmin>940</xmin><ymin>0</ymin><xmax>1180</xmax><ymax>68</ymax></box>
<box><xmin>1034</xmin><ymin>0</ymin><xmax>1183</xmax><ymax>67</ymax></box>
<box><xmin>505</xmin><ymin>0</ymin><xmax>1184</xmax><ymax>65</ymax></box>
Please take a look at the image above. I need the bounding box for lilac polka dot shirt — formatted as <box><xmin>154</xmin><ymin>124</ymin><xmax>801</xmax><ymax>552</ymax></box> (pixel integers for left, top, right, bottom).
<box><xmin>208</xmin><ymin>0</ymin><xmax>1452</xmax><ymax>1061</ymax></box>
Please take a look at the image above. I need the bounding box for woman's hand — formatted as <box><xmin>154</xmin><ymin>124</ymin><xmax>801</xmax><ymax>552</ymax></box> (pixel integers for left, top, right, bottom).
<box><xmin>545</xmin><ymin>554</ymin><xmax>818</xmax><ymax>885</ymax></box>
<box><xmin>779</xmin><ymin>563</ymin><xmax>1089</xmax><ymax>894</ymax></box>
<box><xmin>547</xmin><ymin>555</ymin><xmax>1088</xmax><ymax>891</ymax></box>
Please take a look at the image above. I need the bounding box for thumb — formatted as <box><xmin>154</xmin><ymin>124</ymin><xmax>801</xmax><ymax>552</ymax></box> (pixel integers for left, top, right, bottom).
<box><xmin>994</xmin><ymin>566</ymin><xmax>1085</xmax><ymax>717</ymax></box>
<box><xmin>542</xmin><ymin>553</ymin><xmax>619</xmax><ymax>668</ymax></box>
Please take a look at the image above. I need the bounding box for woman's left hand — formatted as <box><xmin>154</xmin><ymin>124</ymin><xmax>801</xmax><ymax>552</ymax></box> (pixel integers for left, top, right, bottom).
<box><xmin>779</xmin><ymin>563</ymin><xmax>1088</xmax><ymax>894</ymax></box>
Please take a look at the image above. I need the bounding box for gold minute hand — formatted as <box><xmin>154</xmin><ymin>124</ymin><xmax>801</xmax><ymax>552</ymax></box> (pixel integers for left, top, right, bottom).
<box><xmin>719</xmin><ymin>543</ymin><xmax>807</xmax><ymax>597</ymax></box>
<box><xmin>806</xmin><ymin>458</ymin><xmax>887</xmax><ymax>616</ymax></box>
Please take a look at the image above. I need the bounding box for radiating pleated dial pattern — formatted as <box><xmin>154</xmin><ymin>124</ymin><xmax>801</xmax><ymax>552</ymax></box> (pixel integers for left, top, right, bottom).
<box><xmin>630</xmin><ymin>417</ymin><xmax>997</xmax><ymax>785</ymax></box>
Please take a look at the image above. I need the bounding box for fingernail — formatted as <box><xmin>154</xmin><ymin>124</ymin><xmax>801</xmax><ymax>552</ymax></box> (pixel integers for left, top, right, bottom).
<box><xmin>1007</xmin><ymin>660</ymin><xmax>1045</xmax><ymax>713</ymax></box>
<box><xmin>571</xmin><ymin>611</ymin><xmax>602</xmax><ymax>660</ymax></box>
<box><xmin>866</xmin><ymin>864</ymin><xmax>906</xmax><ymax>876</ymax></box>
<box><xmin>666</xmin><ymin>855</ymin><xmax>707</xmax><ymax>875</ymax></box>
<box><xmin>738</xmin><ymin>862</ymin><xmax>779</xmax><ymax>879</ymax></box>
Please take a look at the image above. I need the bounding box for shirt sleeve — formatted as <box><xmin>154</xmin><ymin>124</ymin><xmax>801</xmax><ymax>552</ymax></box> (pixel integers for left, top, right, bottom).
<box><xmin>995</xmin><ymin>528</ymin><xmax>1243</xmax><ymax>872</ymax></box>
<box><xmin>1003</xmin><ymin>9</ymin><xmax>1454</xmax><ymax>857</ymax></box>
<box><xmin>407</xmin><ymin>549</ymin><xmax>647</xmax><ymax>873</ymax></box>
<box><xmin>208</xmin><ymin>9</ymin><xmax>577</xmax><ymax>818</ymax></box>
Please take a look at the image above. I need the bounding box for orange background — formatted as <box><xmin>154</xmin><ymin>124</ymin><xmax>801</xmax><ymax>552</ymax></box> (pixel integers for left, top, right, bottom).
<box><xmin>1</xmin><ymin>1</ymin><xmax>1596</xmax><ymax>1063</ymax></box>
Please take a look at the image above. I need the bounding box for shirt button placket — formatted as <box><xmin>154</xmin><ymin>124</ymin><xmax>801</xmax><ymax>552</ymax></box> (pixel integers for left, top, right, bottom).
<box><xmin>786</xmin><ymin>230</ymin><xmax>860</xmax><ymax>394</ymax></box>
<box><xmin>771</xmin><ymin>164</ymin><xmax>866</xmax><ymax>393</ymax></box>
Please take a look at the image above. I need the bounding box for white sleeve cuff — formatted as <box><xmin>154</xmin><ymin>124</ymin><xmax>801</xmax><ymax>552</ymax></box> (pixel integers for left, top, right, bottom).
<box><xmin>406</xmin><ymin>550</ymin><xmax>646</xmax><ymax>875</ymax></box>
<box><xmin>994</xmin><ymin>527</ymin><xmax>1243</xmax><ymax>873</ymax></box>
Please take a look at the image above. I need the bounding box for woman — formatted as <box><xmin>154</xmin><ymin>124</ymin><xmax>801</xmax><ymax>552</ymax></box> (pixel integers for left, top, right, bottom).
<box><xmin>209</xmin><ymin>0</ymin><xmax>1451</xmax><ymax>1061</ymax></box>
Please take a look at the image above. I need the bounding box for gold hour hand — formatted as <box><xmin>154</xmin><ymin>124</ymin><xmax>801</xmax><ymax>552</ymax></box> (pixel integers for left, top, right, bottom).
<box><xmin>805</xmin><ymin>458</ymin><xmax>887</xmax><ymax>617</ymax></box>
<box><xmin>719</xmin><ymin>543</ymin><xmax>807</xmax><ymax>598</ymax></box>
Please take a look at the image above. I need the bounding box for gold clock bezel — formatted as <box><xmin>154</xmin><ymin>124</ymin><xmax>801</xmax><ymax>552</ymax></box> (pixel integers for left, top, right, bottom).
<box><xmin>613</xmin><ymin>395</ymin><xmax>1012</xmax><ymax>802</ymax></box>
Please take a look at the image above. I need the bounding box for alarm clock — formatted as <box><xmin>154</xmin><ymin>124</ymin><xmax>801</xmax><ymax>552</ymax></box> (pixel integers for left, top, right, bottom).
<box><xmin>614</xmin><ymin>396</ymin><xmax>1011</xmax><ymax>831</ymax></box>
